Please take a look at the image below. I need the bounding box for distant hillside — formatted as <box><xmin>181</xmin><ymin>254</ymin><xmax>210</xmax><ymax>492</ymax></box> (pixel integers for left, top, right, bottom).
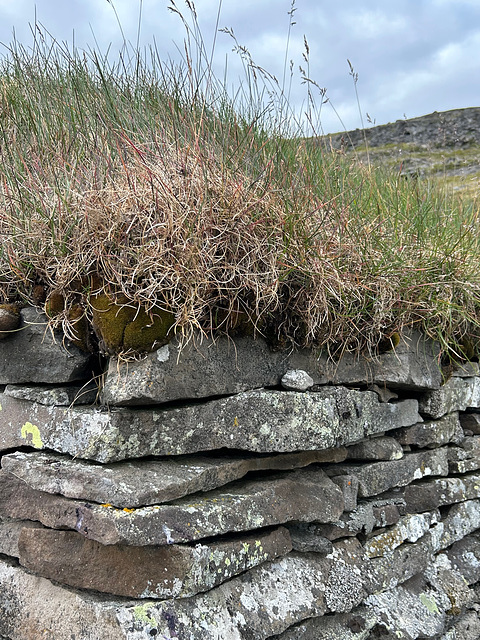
<box><xmin>326</xmin><ymin>107</ymin><xmax>480</xmax><ymax>150</ymax></box>
<box><xmin>323</xmin><ymin>107</ymin><xmax>480</xmax><ymax>195</ymax></box>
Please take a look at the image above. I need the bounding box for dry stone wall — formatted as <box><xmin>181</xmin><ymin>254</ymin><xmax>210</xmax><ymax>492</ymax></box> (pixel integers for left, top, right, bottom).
<box><xmin>0</xmin><ymin>307</ymin><xmax>480</xmax><ymax>639</ymax></box>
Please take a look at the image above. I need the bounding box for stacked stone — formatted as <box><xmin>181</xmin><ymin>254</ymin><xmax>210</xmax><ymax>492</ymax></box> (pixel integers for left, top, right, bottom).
<box><xmin>0</xmin><ymin>307</ymin><xmax>480</xmax><ymax>639</ymax></box>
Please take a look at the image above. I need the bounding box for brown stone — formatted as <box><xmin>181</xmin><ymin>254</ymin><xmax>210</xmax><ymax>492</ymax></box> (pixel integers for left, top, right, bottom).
<box><xmin>18</xmin><ymin>526</ymin><xmax>292</xmax><ymax>599</ymax></box>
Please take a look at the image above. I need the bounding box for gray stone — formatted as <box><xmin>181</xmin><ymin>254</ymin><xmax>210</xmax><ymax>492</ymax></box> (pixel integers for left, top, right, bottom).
<box><xmin>459</xmin><ymin>412</ymin><xmax>480</xmax><ymax>434</ymax></box>
<box><xmin>0</xmin><ymin>307</ymin><xmax>93</xmax><ymax>384</ymax></box>
<box><xmin>327</xmin><ymin>449</ymin><xmax>449</xmax><ymax>498</ymax></box>
<box><xmin>446</xmin><ymin>533</ymin><xmax>480</xmax><ymax>585</ymax></box>
<box><xmin>314</xmin><ymin>330</ymin><xmax>442</xmax><ymax>391</ymax></box>
<box><xmin>0</xmin><ymin>517</ymin><xmax>44</xmax><ymax>558</ymax></box>
<box><xmin>313</xmin><ymin>497</ymin><xmax>405</xmax><ymax>540</ymax></box>
<box><xmin>0</xmin><ymin>388</ymin><xmax>420</xmax><ymax>462</ymax></box>
<box><xmin>364</xmin><ymin>511</ymin><xmax>440</xmax><ymax>558</ymax></box>
<box><xmin>102</xmin><ymin>331</ymin><xmax>442</xmax><ymax>406</ymax></box>
<box><xmin>281</xmin><ymin>369</ymin><xmax>314</xmax><ymax>391</ymax></box>
<box><xmin>286</xmin><ymin>523</ymin><xmax>334</xmax><ymax>554</ymax></box>
<box><xmin>331</xmin><ymin>475</ymin><xmax>359</xmax><ymax>511</ymax></box>
<box><xmin>18</xmin><ymin>526</ymin><xmax>292</xmax><ymax>599</ymax></box>
<box><xmin>404</xmin><ymin>473</ymin><xmax>480</xmax><ymax>513</ymax></box>
<box><xmin>419</xmin><ymin>376</ymin><xmax>480</xmax><ymax>419</ymax></box>
<box><xmin>274</xmin><ymin>607</ymin><xmax>377</xmax><ymax>640</ymax></box>
<box><xmin>448</xmin><ymin>436</ymin><xmax>480</xmax><ymax>473</ymax></box>
<box><xmin>4</xmin><ymin>383</ymin><xmax>98</xmax><ymax>406</ymax></box>
<box><xmin>103</xmin><ymin>333</ymin><xmax>327</xmax><ymax>406</ymax></box>
<box><xmin>0</xmin><ymin>447</ymin><xmax>347</xmax><ymax>508</ymax></box>
<box><xmin>0</xmin><ymin>468</ymin><xmax>344</xmax><ymax>546</ymax></box>
<box><xmin>452</xmin><ymin>362</ymin><xmax>480</xmax><ymax>377</ymax></box>
<box><xmin>437</xmin><ymin>499</ymin><xmax>480</xmax><ymax>550</ymax></box>
<box><xmin>346</xmin><ymin>436</ymin><xmax>403</xmax><ymax>461</ymax></box>
<box><xmin>393</xmin><ymin>412</ymin><xmax>464</xmax><ymax>448</ymax></box>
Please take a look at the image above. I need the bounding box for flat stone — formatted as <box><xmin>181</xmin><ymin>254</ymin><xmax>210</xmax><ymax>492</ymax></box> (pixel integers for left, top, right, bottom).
<box><xmin>0</xmin><ymin>517</ymin><xmax>43</xmax><ymax>558</ymax></box>
<box><xmin>314</xmin><ymin>330</ymin><xmax>442</xmax><ymax>391</ymax></box>
<box><xmin>419</xmin><ymin>376</ymin><xmax>480</xmax><ymax>419</ymax></box>
<box><xmin>0</xmin><ymin>307</ymin><xmax>93</xmax><ymax>384</ymax></box>
<box><xmin>286</xmin><ymin>523</ymin><xmax>334</xmax><ymax>554</ymax></box>
<box><xmin>446</xmin><ymin>533</ymin><xmax>480</xmax><ymax>585</ymax></box>
<box><xmin>102</xmin><ymin>331</ymin><xmax>442</xmax><ymax>406</ymax></box>
<box><xmin>326</xmin><ymin>449</ymin><xmax>449</xmax><ymax>498</ymax></box>
<box><xmin>281</xmin><ymin>369</ymin><xmax>314</xmax><ymax>391</ymax></box>
<box><xmin>364</xmin><ymin>511</ymin><xmax>440</xmax><ymax>558</ymax></box>
<box><xmin>0</xmin><ymin>468</ymin><xmax>344</xmax><ymax>546</ymax></box>
<box><xmin>448</xmin><ymin>436</ymin><xmax>480</xmax><ymax>473</ymax></box>
<box><xmin>0</xmin><ymin>388</ymin><xmax>420</xmax><ymax>462</ymax></box>
<box><xmin>18</xmin><ymin>526</ymin><xmax>292</xmax><ymax>599</ymax></box>
<box><xmin>331</xmin><ymin>475</ymin><xmax>359</xmax><ymax>511</ymax></box>
<box><xmin>392</xmin><ymin>412</ymin><xmax>464</xmax><ymax>448</ymax></box>
<box><xmin>275</xmin><ymin>607</ymin><xmax>377</xmax><ymax>640</ymax></box>
<box><xmin>103</xmin><ymin>334</ymin><xmax>327</xmax><ymax>406</ymax></box>
<box><xmin>4</xmin><ymin>383</ymin><xmax>98</xmax><ymax>406</ymax></box>
<box><xmin>0</xmin><ymin>447</ymin><xmax>347</xmax><ymax>508</ymax></box>
<box><xmin>452</xmin><ymin>362</ymin><xmax>480</xmax><ymax>377</ymax></box>
<box><xmin>437</xmin><ymin>499</ymin><xmax>480</xmax><ymax>550</ymax></box>
<box><xmin>404</xmin><ymin>473</ymin><xmax>480</xmax><ymax>513</ymax></box>
<box><xmin>0</xmin><ymin>553</ymin><xmax>334</xmax><ymax>640</ymax></box>
<box><xmin>312</xmin><ymin>497</ymin><xmax>405</xmax><ymax>540</ymax></box>
<box><xmin>346</xmin><ymin>436</ymin><xmax>403</xmax><ymax>461</ymax></box>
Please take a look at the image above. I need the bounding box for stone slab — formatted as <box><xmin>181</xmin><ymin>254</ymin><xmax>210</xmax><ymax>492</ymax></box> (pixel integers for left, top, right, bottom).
<box><xmin>346</xmin><ymin>436</ymin><xmax>403</xmax><ymax>461</ymax></box>
<box><xmin>0</xmin><ymin>447</ymin><xmax>347</xmax><ymax>508</ymax></box>
<box><xmin>18</xmin><ymin>526</ymin><xmax>292</xmax><ymax>599</ymax></box>
<box><xmin>0</xmin><ymin>468</ymin><xmax>344</xmax><ymax>546</ymax></box>
<box><xmin>419</xmin><ymin>376</ymin><xmax>480</xmax><ymax>419</ymax></box>
<box><xmin>0</xmin><ymin>388</ymin><xmax>420</xmax><ymax>462</ymax></box>
<box><xmin>364</xmin><ymin>511</ymin><xmax>440</xmax><ymax>558</ymax></box>
<box><xmin>0</xmin><ymin>517</ymin><xmax>43</xmax><ymax>558</ymax></box>
<box><xmin>0</xmin><ymin>553</ymin><xmax>333</xmax><ymax>640</ymax></box>
<box><xmin>313</xmin><ymin>497</ymin><xmax>405</xmax><ymax>540</ymax></box>
<box><xmin>446</xmin><ymin>533</ymin><xmax>480</xmax><ymax>585</ymax></box>
<box><xmin>392</xmin><ymin>412</ymin><xmax>464</xmax><ymax>448</ymax></box>
<box><xmin>404</xmin><ymin>473</ymin><xmax>480</xmax><ymax>513</ymax></box>
<box><xmin>448</xmin><ymin>436</ymin><xmax>480</xmax><ymax>473</ymax></box>
<box><xmin>102</xmin><ymin>330</ymin><xmax>442</xmax><ymax>406</ymax></box>
<box><xmin>4</xmin><ymin>383</ymin><xmax>98</xmax><ymax>406</ymax></box>
<box><xmin>326</xmin><ymin>448</ymin><xmax>449</xmax><ymax>498</ymax></box>
<box><xmin>0</xmin><ymin>307</ymin><xmax>93</xmax><ymax>384</ymax></box>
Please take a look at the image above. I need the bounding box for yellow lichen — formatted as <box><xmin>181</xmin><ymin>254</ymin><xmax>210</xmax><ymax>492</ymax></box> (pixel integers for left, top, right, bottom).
<box><xmin>20</xmin><ymin>422</ymin><xmax>44</xmax><ymax>449</ymax></box>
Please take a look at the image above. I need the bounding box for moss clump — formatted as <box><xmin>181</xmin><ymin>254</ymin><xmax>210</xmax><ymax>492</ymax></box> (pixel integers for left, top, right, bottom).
<box><xmin>90</xmin><ymin>293</ymin><xmax>174</xmax><ymax>354</ymax></box>
<box><xmin>45</xmin><ymin>291</ymin><xmax>65</xmax><ymax>319</ymax></box>
<box><xmin>0</xmin><ymin>304</ymin><xmax>20</xmax><ymax>339</ymax></box>
<box><xmin>378</xmin><ymin>332</ymin><xmax>401</xmax><ymax>354</ymax></box>
<box><xmin>67</xmin><ymin>304</ymin><xmax>92</xmax><ymax>352</ymax></box>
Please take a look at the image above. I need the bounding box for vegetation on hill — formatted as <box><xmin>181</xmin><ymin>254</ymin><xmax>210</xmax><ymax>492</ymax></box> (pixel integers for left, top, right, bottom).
<box><xmin>0</xmin><ymin>5</ymin><xmax>478</xmax><ymax>359</ymax></box>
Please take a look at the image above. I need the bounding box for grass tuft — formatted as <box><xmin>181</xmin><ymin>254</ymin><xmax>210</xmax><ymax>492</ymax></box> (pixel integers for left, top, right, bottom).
<box><xmin>0</xmin><ymin>7</ymin><xmax>479</xmax><ymax>358</ymax></box>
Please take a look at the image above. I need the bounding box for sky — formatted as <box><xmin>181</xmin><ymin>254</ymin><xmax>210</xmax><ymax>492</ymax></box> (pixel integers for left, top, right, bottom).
<box><xmin>0</xmin><ymin>0</ymin><xmax>478</xmax><ymax>134</ymax></box>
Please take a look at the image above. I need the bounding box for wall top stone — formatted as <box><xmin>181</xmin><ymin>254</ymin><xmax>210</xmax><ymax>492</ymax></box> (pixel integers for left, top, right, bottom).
<box><xmin>0</xmin><ymin>308</ymin><xmax>93</xmax><ymax>384</ymax></box>
<box><xmin>102</xmin><ymin>330</ymin><xmax>442</xmax><ymax>406</ymax></box>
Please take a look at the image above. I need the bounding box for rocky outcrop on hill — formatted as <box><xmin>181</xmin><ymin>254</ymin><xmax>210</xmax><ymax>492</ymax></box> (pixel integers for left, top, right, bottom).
<box><xmin>0</xmin><ymin>308</ymin><xmax>480</xmax><ymax>639</ymax></box>
<box><xmin>326</xmin><ymin>106</ymin><xmax>480</xmax><ymax>150</ymax></box>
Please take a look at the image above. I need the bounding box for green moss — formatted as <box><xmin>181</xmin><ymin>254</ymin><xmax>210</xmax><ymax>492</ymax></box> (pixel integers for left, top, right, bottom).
<box><xmin>90</xmin><ymin>293</ymin><xmax>174</xmax><ymax>354</ymax></box>
<box><xmin>45</xmin><ymin>291</ymin><xmax>65</xmax><ymax>318</ymax></box>
<box><xmin>67</xmin><ymin>304</ymin><xmax>91</xmax><ymax>352</ymax></box>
